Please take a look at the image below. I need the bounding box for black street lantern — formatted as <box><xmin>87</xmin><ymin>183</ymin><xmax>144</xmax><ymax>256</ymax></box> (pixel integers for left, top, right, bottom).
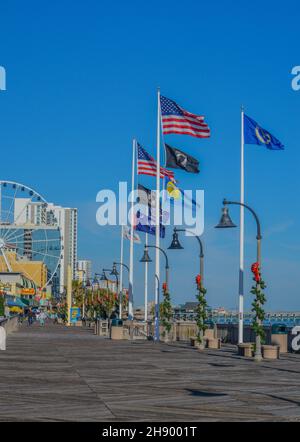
<box><xmin>100</xmin><ymin>271</ymin><xmax>108</xmax><ymax>281</ymax></box>
<box><xmin>168</xmin><ymin>226</ymin><xmax>204</xmax><ymax>286</ymax></box>
<box><xmin>215</xmin><ymin>206</ymin><xmax>237</xmax><ymax>229</ymax></box>
<box><xmin>139</xmin><ymin>246</ymin><xmax>152</xmax><ymax>263</ymax></box>
<box><xmin>139</xmin><ymin>244</ymin><xmax>170</xmax><ymax>343</ymax></box>
<box><xmin>168</xmin><ymin>228</ymin><xmax>184</xmax><ymax>250</ymax></box>
<box><xmin>110</xmin><ymin>263</ymin><xmax>119</xmax><ymax>277</ymax></box>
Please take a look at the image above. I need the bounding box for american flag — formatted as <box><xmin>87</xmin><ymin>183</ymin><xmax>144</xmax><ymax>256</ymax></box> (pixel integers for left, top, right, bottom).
<box><xmin>137</xmin><ymin>143</ymin><xmax>175</xmax><ymax>180</ymax></box>
<box><xmin>160</xmin><ymin>95</ymin><xmax>210</xmax><ymax>138</ymax></box>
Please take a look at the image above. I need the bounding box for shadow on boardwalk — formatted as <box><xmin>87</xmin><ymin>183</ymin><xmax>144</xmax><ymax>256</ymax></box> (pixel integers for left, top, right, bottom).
<box><xmin>0</xmin><ymin>323</ymin><xmax>300</xmax><ymax>422</ymax></box>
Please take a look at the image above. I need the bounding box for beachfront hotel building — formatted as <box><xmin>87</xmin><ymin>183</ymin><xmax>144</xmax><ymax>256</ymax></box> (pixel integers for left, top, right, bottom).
<box><xmin>13</xmin><ymin>198</ymin><xmax>78</xmax><ymax>296</ymax></box>
<box><xmin>77</xmin><ymin>259</ymin><xmax>92</xmax><ymax>283</ymax></box>
<box><xmin>46</xmin><ymin>204</ymin><xmax>78</xmax><ymax>294</ymax></box>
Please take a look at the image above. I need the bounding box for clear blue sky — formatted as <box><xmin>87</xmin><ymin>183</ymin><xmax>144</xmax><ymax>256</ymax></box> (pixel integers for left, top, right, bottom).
<box><xmin>1</xmin><ymin>0</ymin><xmax>299</xmax><ymax>310</ymax></box>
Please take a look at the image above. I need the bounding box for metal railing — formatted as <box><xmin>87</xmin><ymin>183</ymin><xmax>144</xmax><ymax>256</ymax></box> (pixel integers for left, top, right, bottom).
<box><xmin>0</xmin><ymin>315</ymin><xmax>19</xmax><ymax>335</ymax></box>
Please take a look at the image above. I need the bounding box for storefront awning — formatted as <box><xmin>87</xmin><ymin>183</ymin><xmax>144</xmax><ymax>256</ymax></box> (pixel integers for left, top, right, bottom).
<box><xmin>7</xmin><ymin>298</ymin><xmax>27</xmax><ymax>308</ymax></box>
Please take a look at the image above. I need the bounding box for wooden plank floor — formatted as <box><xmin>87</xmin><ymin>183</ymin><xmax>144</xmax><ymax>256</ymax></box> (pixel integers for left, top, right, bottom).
<box><xmin>0</xmin><ymin>322</ymin><xmax>299</xmax><ymax>422</ymax></box>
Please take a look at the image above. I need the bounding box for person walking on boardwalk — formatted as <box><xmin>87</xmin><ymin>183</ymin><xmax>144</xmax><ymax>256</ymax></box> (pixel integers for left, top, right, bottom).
<box><xmin>28</xmin><ymin>309</ymin><xmax>34</xmax><ymax>326</ymax></box>
<box><xmin>53</xmin><ymin>311</ymin><xmax>58</xmax><ymax>324</ymax></box>
<box><xmin>39</xmin><ymin>310</ymin><xmax>47</xmax><ymax>327</ymax></box>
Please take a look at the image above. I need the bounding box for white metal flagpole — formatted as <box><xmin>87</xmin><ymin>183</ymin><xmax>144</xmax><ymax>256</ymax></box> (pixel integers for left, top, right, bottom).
<box><xmin>239</xmin><ymin>106</ymin><xmax>245</xmax><ymax>344</ymax></box>
<box><xmin>155</xmin><ymin>89</ymin><xmax>161</xmax><ymax>341</ymax></box>
<box><xmin>119</xmin><ymin>225</ymin><xmax>124</xmax><ymax>319</ymax></box>
<box><xmin>144</xmin><ymin>232</ymin><xmax>148</xmax><ymax>322</ymax></box>
<box><xmin>128</xmin><ymin>139</ymin><xmax>136</xmax><ymax>320</ymax></box>
<box><xmin>0</xmin><ymin>184</ymin><xmax>2</xmax><ymax>223</ymax></box>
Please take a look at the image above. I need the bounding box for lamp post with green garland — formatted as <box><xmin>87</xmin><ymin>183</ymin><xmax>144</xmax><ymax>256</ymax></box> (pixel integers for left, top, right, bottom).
<box><xmin>195</xmin><ymin>274</ymin><xmax>208</xmax><ymax>349</ymax></box>
<box><xmin>140</xmin><ymin>245</ymin><xmax>169</xmax><ymax>342</ymax></box>
<box><xmin>215</xmin><ymin>198</ymin><xmax>264</xmax><ymax>362</ymax></box>
<box><xmin>168</xmin><ymin>228</ymin><xmax>207</xmax><ymax>349</ymax></box>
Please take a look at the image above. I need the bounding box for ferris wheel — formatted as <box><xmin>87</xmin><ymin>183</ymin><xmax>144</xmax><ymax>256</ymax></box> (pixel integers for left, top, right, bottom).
<box><xmin>0</xmin><ymin>180</ymin><xmax>62</xmax><ymax>293</ymax></box>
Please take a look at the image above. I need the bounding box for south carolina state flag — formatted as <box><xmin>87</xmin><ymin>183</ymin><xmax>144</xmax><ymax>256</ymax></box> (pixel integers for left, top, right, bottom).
<box><xmin>244</xmin><ymin>114</ymin><xmax>284</xmax><ymax>150</ymax></box>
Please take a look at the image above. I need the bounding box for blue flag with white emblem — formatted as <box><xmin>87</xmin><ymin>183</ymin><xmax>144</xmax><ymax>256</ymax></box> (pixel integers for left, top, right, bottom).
<box><xmin>244</xmin><ymin>114</ymin><xmax>284</xmax><ymax>150</ymax></box>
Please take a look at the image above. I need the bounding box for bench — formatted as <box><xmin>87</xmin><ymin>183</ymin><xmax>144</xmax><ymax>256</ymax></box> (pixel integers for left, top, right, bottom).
<box><xmin>237</xmin><ymin>343</ymin><xmax>253</xmax><ymax>357</ymax></box>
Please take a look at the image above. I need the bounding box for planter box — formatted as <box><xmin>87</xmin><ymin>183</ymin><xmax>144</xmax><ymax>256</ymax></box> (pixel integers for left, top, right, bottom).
<box><xmin>271</xmin><ymin>334</ymin><xmax>288</xmax><ymax>353</ymax></box>
<box><xmin>195</xmin><ymin>339</ymin><xmax>206</xmax><ymax>350</ymax></box>
<box><xmin>111</xmin><ymin>326</ymin><xmax>124</xmax><ymax>340</ymax></box>
<box><xmin>262</xmin><ymin>344</ymin><xmax>280</xmax><ymax>359</ymax></box>
<box><xmin>161</xmin><ymin>332</ymin><xmax>173</xmax><ymax>343</ymax></box>
<box><xmin>238</xmin><ymin>343</ymin><xmax>254</xmax><ymax>357</ymax></box>
<box><xmin>191</xmin><ymin>337</ymin><xmax>208</xmax><ymax>349</ymax></box>
<box><xmin>207</xmin><ymin>338</ymin><xmax>221</xmax><ymax>349</ymax></box>
<box><xmin>204</xmin><ymin>329</ymin><xmax>215</xmax><ymax>339</ymax></box>
<box><xmin>175</xmin><ymin>322</ymin><xmax>197</xmax><ymax>341</ymax></box>
<box><xmin>190</xmin><ymin>337</ymin><xmax>196</xmax><ymax>346</ymax></box>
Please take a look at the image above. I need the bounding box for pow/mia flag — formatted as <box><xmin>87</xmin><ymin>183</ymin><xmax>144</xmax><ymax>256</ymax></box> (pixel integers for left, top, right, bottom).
<box><xmin>137</xmin><ymin>184</ymin><xmax>156</xmax><ymax>208</ymax></box>
<box><xmin>165</xmin><ymin>144</ymin><xmax>199</xmax><ymax>173</ymax></box>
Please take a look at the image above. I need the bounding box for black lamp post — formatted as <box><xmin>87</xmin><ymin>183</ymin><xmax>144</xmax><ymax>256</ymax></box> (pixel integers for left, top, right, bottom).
<box><xmin>103</xmin><ymin>268</ymin><xmax>119</xmax><ymax>296</ymax></box>
<box><xmin>110</xmin><ymin>264</ymin><xmax>120</xmax><ymax>318</ymax></box>
<box><xmin>140</xmin><ymin>245</ymin><xmax>169</xmax><ymax>290</ymax></box>
<box><xmin>100</xmin><ymin>271</ymin><xmax>109</xmax><ymax>313</ymax></box>
<box><xmin>92</xmin><ymin>273</ymin><xmax>102</xmax><ymax>302</ymax></box>
<box><xmin>110</xmin><ymin>264</ymin><xmax>119</xmax><ymax>281</ymax></box>
<box><xmin>113</xmin><ymin>262</ymin><xmax>129</xmax><ymax>320</ymax></box>
<box><xmin>113</xmin><ymin>262</ymin><xmax>129</xmax><ymax>273</ymax></box>
<box><xmin>80</xmin><ymin>269</ymin><xmax>87</xmax><ymax>319</ymax></box>
<box><xmin>110</xmin><ymin>263</ymin><xmax>119</xmax><ymax>277</ymax></box>
<box><xmin>215</xmin><ymin>198</ymin><xmax>263</xmax><ymax>362</ymax></box>
<box><xmin>84</xmin><ymin>278</ymin><xmax>91</xmax><ymax>320</ymax></box>
<box><xmin>99</xmin><ymin>271</ymin><xmax>107</xmax><ymax>282</ymax></box>
<box><xmin>139</xmin><ymin>247</ymin><xmax>152</xmax><ymax>263</ymax></box>
<box><xmin>168</xmin><ymin>227</ymin><xmax>207</xmax><ymax>345</ymax></box>
<box><xmin>215</xmin><ymin>205</ymin><xmax>237</xmax><ymax>229</ymax></box>
<box><xmin>154</xmin><ymin>274</ymin><xmax>160</xmax><ymax>342</ymax></box>
<box><xmin>103</xmin><ymin>268</ymin><xmax>119</xmax><ymax>317</ymax></box>
<box><xmin>140</xmin><ymin>245</ymin><xmax>169</xmax><ymax>342</ymax></box>
<box><xmin>168</xmin><ymin>227</ymin><xmax>204</xmax><ymax>283</ymax></box>
<box><xmin>110</xmin><ymin>265</ymin><xmax>119</xmax><ymax>297</ymax></box>
<box><xmin>91</xmin><ymin>273</ymin><xmax>102</xmax><ymax>318</ymax></box>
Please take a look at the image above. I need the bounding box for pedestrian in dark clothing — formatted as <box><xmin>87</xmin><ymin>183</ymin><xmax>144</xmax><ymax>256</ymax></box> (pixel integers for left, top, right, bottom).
<box><xmin>28</xmin><ymin>310</ymin><xmax>34</xmax><ymax>326</ymax></box>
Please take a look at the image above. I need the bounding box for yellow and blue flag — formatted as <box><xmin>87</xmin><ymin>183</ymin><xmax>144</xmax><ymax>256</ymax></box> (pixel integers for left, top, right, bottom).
<box><xmin>163</xmin><ymin>177</ymin><xmax>198</xmax><ymax>210</ymax></box>
<box><xmin>244</xmin><ymin>114</ymin><xmax>284</xmax><ymax>150</ymax></box>
<box><xmin>164</xmin><ymin>178</ymin><xmax>183</xmax><ymax>204</ymax></box>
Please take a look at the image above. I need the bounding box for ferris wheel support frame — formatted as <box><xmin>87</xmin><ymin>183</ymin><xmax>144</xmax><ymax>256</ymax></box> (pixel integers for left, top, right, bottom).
<box><xmin>0</xmin><ymin>180</ymin><xmax>62</xmax><ymax>293</ymax></box>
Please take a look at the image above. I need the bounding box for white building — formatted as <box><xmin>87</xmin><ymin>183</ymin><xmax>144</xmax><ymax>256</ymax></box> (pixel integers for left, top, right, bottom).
<box><xmin>13</xmin><ymin>199</ymin><xmax>78</xmax><ymax>295</ymax></box>
<box><xmin>47</xmin><ymin>204</ymin><xmax>78</xmax><ymax>294</ymax></box>
<box><xmin>14</xmin><ymin>198</ymin><xmax>47</xmax><ymax>225</ymax></box>
<box><xmin>77</xmin><ymin>259</ymin><xmax>92</xmax><ymax>283</ymax></box>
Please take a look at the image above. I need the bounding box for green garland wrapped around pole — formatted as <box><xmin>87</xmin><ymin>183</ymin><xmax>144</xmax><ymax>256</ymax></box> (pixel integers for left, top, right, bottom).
<box><xmin>160</xmin><ymin>282</ymin><xmax>172</xmax><ymax>339</ymax></box>
<box><xmin>195</xmin><ymin>274</ymin><xmax>207</xmax><ymax>349</ymax></box>
<box><xmin>0</xmin><ymin>293</ymin><xmax>5</xmax><ymax>317</ymax></box>
<box><xmin>251</xmin><ymin>262</ymin><xmax>267</xmax><ymax>354</ymax></box>
<box><xmin>215</xmin><ymin>199</ymin><xmax>264</xmax><ymax>361</ymax></box>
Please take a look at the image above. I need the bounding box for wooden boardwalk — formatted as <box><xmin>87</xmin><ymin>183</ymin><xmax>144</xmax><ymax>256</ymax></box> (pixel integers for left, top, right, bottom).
<box><xmin>0</xmin><ymin>322</ymin><xmax>300</xmax><ymax>422</ymax></box>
